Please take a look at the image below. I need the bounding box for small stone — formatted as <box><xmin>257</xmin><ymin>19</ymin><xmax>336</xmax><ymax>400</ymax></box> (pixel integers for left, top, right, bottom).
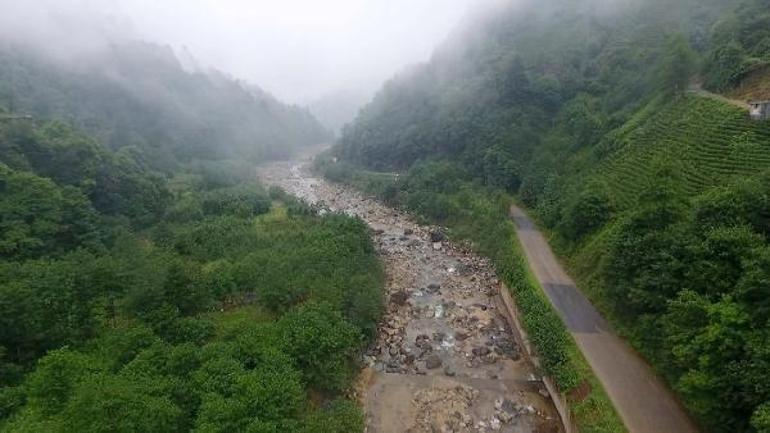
<box><xmin>454</xmin><ymin>331</ymin><xmax>470</xmax><ymax>341</ymax></box>
<box><xmin>425</xmin><ymin>354</ymin><xmax>443</xmax><ymax>369</ymax></box>
<box><xmin>434</xmin><ymin>304</ymin><xmax>445</xmax><ymax>318</ymax></box>
<box><xmin>455</xmin><ymin>263</ymin><xmax>470</xmax><ymax>275</ymax></box>
<box><xmin>443</xmin><ymin>366</ymin><xmax>455</xmax><ymax>377</ymax></box>
<box><xmin>497</xmin><ymin>410</ymin><xmax>514</xmax><ymax>423</ymax></box>
<box><xmin>501</xmin><ymin>399</ymin><xmax>516</xmax><ymax>414</ymax></box>
<box><xmin>390</xmin><ymin>291</ymin><xmax>409</xmax><ymax>306</ymax></box>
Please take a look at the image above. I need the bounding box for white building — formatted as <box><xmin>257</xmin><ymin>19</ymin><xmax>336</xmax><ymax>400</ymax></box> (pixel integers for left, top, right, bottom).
<box><xmin>749</xmin><ymin>100</ymin><xmax>770</xmax><ymax>121</ymax></box>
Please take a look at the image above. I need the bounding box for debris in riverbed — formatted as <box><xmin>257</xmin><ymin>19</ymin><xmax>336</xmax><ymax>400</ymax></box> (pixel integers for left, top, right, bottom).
<box><xmin>257</xmin><ymin>160</ymin><xmax>563</xmax><ymax>433</ymax></box>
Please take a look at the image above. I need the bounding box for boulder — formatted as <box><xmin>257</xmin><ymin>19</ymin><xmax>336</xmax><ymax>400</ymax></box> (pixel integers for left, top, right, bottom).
<box><xmin>430</xmin><ymin>229</ymin><xmax>446</xmax><ymax>242</ymax></box>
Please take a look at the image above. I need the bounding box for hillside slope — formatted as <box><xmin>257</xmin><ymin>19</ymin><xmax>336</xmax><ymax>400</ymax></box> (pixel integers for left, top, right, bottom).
<box><xmin>0</xmin><ymin>41</ymin><xmax>331</xmax><ymax>168</ymax></box>
<box><xmin>0</xmin><ymin>44</ymin><xmax>375</xmax><ymax>432</ymax></box>
<box><xmin>576</xmin><ymin>96</ymin><xmax>770</xmax><ymax>210</ymax></box>
<box><xmin>332</xmin><ymin>0</ymin><xmax>770</xmax><ymax>431</ymax></box>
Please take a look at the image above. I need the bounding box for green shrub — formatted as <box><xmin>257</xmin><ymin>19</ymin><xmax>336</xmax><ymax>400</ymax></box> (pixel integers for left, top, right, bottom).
<box><xmin>560</xmin><ymin>186</ymin><xmax>613</xmax><ymax>242</ymax></box>
<box><xmin>299</xmin><ymin>399</ymin><xmax>365</xmax><ymax>433</ymax></box>
<box><xmin>753</xmin><ymin>402</ymin><xmax>770</xmax><ymax>433</ymax></box>
<box><xmin>201</xmin><ymin>184</ymin><xmax>271</xmax><ymax>218</ymax></box>
<box><xmin>60</xmin><ymin>374</ymin><xmax>184</xmax><ymax>433</ymax></box>
<box><xmin>277</xmin><ymin>302</ymin><xmax>361</xmax><ymax>392</ymax></box>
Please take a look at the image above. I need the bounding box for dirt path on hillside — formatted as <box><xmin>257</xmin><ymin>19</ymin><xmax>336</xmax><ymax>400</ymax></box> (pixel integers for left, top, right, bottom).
<box><xmin>688</xmin><ymin>82</ymin><xmax>750</xmax><ymax>110</ymax></box>
<box><xmin>509</xmin><ymin>205</ymin><xmax>699</xmax><ymax>433</ymax></box>
<box><xmin>258</xmin><ymin>154</ymin><xmax>562</xmax><ymax>433</ymax></box>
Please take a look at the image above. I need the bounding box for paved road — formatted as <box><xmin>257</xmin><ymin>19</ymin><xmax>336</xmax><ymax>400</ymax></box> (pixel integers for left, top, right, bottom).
<box><xmin>510</xmin><ymin>204</ymin><xmax>699</xmax><ymax>433</ymax></box>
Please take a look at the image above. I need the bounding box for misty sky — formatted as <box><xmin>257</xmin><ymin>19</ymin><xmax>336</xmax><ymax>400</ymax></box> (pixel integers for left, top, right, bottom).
<box><xmin>1</xmin><ymin>0</ymin><xmax>485</xmax><ymax>104</ymax></box>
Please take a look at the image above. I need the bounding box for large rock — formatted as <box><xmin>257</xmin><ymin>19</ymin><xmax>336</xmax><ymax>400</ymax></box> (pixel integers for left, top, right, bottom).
<box><xmin>429</xmin><ymin>229</ymin><xmax>446</xmax><ymax>242</ymax></box>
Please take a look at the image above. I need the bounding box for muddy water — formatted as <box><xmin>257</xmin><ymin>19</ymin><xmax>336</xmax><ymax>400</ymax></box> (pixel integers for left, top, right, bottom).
<box><xmin>258</xmin><ymin>154</ymin><xmax>562</xmax><ymax>433</ymax></box>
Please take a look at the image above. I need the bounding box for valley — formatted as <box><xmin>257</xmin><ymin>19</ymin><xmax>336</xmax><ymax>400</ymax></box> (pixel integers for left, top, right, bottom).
<box><xmin>2</xmin><ymin>0</ymin><xmax>770</xmax><ymax>432</ymax></box>
<box><xmin>259</xmin><ymin>152</ymin><xmax>562</xmax><ymax>433</ymax></box>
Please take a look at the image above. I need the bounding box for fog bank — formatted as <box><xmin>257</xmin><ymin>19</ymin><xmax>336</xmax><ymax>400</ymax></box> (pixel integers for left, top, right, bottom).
<box><xmin>0</xmin><ymin>0</ymin><xmax>492</xmax><ymax>104</ymax></box>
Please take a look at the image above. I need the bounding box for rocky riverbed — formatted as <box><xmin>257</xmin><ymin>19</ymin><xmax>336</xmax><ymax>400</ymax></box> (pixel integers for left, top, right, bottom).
<box><xmin>258</xmin><ymin>154</ymin><xmax>562</xmax><ymax>433</ymax></box>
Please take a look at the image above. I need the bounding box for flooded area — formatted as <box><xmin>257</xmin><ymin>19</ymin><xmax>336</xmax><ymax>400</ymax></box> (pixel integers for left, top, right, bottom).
<box><xmin>258</xmin><ymin>152</ymin><xmax>562</xmax><ymax>433</ymax></box>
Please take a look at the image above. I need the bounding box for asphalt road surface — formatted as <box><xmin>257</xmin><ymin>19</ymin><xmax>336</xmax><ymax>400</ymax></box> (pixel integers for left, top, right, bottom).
<box><xmin>510</xmin><ymin>204</ymin><xmax>699</xmax><ymax>433</ymax></box>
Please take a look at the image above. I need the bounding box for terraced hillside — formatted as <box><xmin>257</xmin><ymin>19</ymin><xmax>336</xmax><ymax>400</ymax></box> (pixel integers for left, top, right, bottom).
<box><xmin>592</xmin><ymin>96</ymin><xmax>770</xmax><ymax>210</ymax></box>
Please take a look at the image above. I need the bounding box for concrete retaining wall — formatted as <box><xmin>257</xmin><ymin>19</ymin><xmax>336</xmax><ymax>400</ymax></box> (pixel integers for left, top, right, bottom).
<box><xmin>496</xmin><ymin>283</ymin><xmax>578</xmax><ymax>433</ymax></box>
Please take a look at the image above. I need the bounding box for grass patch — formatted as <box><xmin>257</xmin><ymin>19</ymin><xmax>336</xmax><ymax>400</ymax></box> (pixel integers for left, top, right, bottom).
<box><xmin>255</xmin><ymin>202</ymin><xmax>290</xmax><ymax>224</ymax></box>
<box><xmin>205</xmin><ymin>305</ymin><xmax>275</xmax><ymax>337</ymax></box>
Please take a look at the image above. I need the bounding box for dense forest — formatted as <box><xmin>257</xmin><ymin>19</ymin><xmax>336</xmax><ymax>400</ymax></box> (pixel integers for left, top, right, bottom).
<box><xmin>331</xmin><ymin>0</ymin><xmax>770</xmax><ymax>431</ymax></box>
<box><xmin>0</xmin><ymin>40</ymin><xmax>379</xmax><ymax>432</ymax></box>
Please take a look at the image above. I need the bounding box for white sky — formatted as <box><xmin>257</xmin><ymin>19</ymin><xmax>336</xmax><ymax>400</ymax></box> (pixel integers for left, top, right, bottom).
<box><xmin>1</xmin><ymin>0</ymin><xmax>484</xmax><ymax>103</ymax></box>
